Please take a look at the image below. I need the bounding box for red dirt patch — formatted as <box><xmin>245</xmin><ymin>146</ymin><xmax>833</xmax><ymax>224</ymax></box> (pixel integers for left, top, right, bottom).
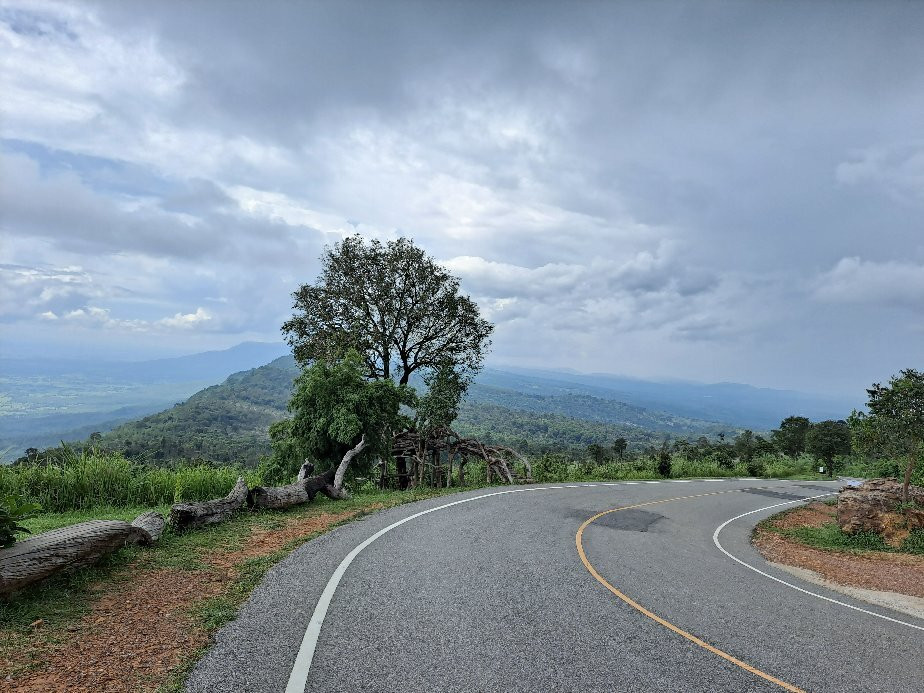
<box><xmin>4</xmin><ymin>507</ymin><xmax>366</xmax><ymax>693</ymax></box>
<box><xmin>754</xmin><ymin>503</ymin><xmax>924</xmax><ymax>599</ymax></box>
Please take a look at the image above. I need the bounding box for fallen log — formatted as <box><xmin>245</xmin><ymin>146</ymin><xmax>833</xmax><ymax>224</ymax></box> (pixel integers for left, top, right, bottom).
<box><xmin>249</xmin><ymin>478</ymin><xmax>314</xmax><ymax>510</ymax></box>
<box><xmin>131</xmin><ymin>510</ymin><xmax>166</xmax><ymax>543</ymax></box>
<box><xmin>0</xmin><ymin>518</ymin><xmax>152</xmax><ymax>597</ymax></box>
<box><xmin>169</xmin><ymin>476</ymin><xmax>248</xmax><ymax>532</ymax></box>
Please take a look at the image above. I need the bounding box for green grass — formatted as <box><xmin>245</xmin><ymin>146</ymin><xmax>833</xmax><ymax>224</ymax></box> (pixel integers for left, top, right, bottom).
<box><xmin>1</xmin><ymin>450</ymin><xmax>261</xmax><ymax>512</ymax></box>
<box><xmin>765</xmin><ymin>518</ymin><xmax>924</xmax><ymax>556</ymax></box>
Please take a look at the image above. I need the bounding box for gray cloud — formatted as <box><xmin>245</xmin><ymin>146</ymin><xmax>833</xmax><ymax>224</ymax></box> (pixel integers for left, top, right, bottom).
<box><xmin>1</xmin><ymin>0</ymin><xmax>922</xmax><ymax>393</ymax></box>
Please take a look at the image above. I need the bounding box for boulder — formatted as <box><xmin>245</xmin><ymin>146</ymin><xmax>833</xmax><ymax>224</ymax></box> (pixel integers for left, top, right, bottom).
<box><xmin>837</xmin><ymin>478</ymin><xmax>924</xmax><ymax>547</ymax></box>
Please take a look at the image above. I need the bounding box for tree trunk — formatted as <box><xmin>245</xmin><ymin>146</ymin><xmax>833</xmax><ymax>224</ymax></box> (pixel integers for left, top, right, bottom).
<box><xmin>331</xmin><ymin>435</ymin><xmax>368</xmax><ymax>499</ymax></box>
<box><xmin>131</xmin><ymin>511</ymin><xmax>166</xmax><ymax>543</ymax></box>
<box><xmin>297</xmin><ymin>460</ymin><xmax>315</xmax><ymax>481</ymax></box>
<box><xmin>248</xmin><ymin>479</ymin><xmax>315</xmax><ymax>510</ymax></box>
<box><xmin>0</xmin><ymin>516</ymin><xmax>155</xmax><ymax>597</ymax></box>
<box><xmin>169</xmin><ymin>476</ymin><xmax>249</xmax><ymax>532</ymax></box>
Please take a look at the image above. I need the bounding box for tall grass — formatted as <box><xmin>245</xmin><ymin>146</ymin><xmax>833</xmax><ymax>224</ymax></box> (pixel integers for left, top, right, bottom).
<box><xmin>0</xmin><ymin>449</ymin><xmax>262</xmax><ymax>512</ymax></box>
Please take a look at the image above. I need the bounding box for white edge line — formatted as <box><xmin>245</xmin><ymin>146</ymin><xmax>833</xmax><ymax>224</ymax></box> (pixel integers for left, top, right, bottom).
<box><xmin>286</xmin><ymin>484</ymin><xmax>572</xmax><ymax>692</ymax></box>
<box><xmin>712</xmin><ymin>494</ymin><xmax>924</xmax><ymax>632</ymax></box>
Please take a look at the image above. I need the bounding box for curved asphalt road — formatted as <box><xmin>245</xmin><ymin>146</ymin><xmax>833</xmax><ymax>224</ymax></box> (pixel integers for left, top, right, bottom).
<box><xmin>187</xmin><ymin>478</ymin><xmax>924</xmax><ymax>692</ymax></box>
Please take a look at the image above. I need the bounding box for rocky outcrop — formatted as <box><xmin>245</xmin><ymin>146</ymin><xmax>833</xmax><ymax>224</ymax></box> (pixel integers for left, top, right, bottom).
<box><xmin>837</xmin><ymin>478</ymin><xmax>924</xmax><ymax>547</ymax></box>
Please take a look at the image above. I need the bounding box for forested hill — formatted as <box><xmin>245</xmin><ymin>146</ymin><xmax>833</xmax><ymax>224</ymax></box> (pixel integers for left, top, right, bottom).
<box><xmin>98</xmin><ymin>356</ymin><xmax>297</xmax><ymax>463</ymax></box>
<box><xmin>96</xmin><ymin>357</ymin><xmax>735</xmax><ymax>465</ymax></box>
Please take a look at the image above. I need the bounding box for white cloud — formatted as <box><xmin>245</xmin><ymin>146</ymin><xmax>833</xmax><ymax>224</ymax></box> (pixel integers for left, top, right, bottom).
<box><xmin>835</xmin><ymin>143</ymin><xmax>924</xmax><ymax>204</ymax></box>
<box><xmin>813</xmin><ymin>257</ymin><xmax>924</xmax><ymax>310</ymax></box>
<box><xmin>39</xmin><ymin>305</ymin><xmax>213</xmax><ymax>332</ymax></box>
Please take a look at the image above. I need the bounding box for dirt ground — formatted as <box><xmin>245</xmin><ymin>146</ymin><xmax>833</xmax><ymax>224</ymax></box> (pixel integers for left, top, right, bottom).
<box><xmin>3</xmin><ymin>508</ymin><xmax>371</xmax><ymax>693</ymax></box>
<box><xmin>753</xmin><ymin>502</ymin><xmax>924</xmax><ymax>599</ymax></box>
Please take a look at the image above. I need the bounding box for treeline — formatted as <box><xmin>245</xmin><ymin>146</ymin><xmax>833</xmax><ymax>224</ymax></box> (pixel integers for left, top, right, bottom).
<box><xmin>453</xmin><ymin>402</ymin><xmax>723</xmax><ymax>456</ymax></box>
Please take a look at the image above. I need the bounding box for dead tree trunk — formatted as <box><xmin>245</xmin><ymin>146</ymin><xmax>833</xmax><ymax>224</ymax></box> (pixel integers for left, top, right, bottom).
<box><xmin>131</xmin><ymin>511</ymin><xmax>166</xmax><ymax>543</ymax></box>
<box><xmin>331</xmin><ymin>435</ymin><xmax>367</xmax><ymax>499</ymax></box>
<box><xmin>248</xmin><ymin>479</ymin><xmax>314</xmax><ymax>510</ymax></box>
<box><xmin>169</xmin><ymin>476</ymin><xmax>249</xmax><ymax>532</ymax></box>
<box><xmin>0</xmin><ymin>512</ymin><xmax>162</xmax><ymax>597</ymax></box>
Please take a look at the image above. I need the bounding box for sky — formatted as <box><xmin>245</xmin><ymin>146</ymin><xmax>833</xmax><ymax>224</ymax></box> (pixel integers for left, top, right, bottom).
<box><xmin>1</xmin><ymin>0</ymin><xmax>922</xmax><ymax>397</ymax></box>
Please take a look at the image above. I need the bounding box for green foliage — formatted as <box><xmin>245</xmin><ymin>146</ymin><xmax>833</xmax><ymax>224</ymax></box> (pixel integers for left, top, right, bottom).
<box><xmin>763</xmin><ymin>454</ymin><xmax>818</xmax><ymax>479</ymax></box>
<box><xmin>0</xmin><ymin>493</ymin><xmax>41</xmax><ymax>548</ymax></box>
<box><xmin>266</xmin><ymin>352</ymin><xmax>411</xmax><ymax>483</ymax></box>
<box><xmin>415</xmin><ymin>363</ymin><xmax>468</xmax><ymax>435</ymax></box>
<box><xmin>283</xmin><ymin>235</ymin><xmax>493</xmax><ymax>385</ymax></box>
<box><xmin>771</xmin><ymin>416</ymin><xmax>811</xmax><ymax>457</ymax></box>
<box><xmin>612</xmin><ymin>437</ymin><xmax>628</xmax><ymax>458</ymax></box>
<box><xmin>851</xmin><ymin>368</ymin><xmax>924</xmax><ymax>500</ymax></box>
<box><xmin>657</xmin><ymin>444</ymin><xmax>672</xmax><ymax>478</ymax></box>
<box><xmin>1</xmin><ymin>449</ymin><xmax>258</xmax><ymax>512</ymax></box>
<box><xmin>777</xmin><ymin>522</ymin><xmax>924</xmax><ymax>556</ymax></box>
<box><xmin>805</xmin><ymin>420</ymin><xmax>851</xmax><ymax>475</ymax></box>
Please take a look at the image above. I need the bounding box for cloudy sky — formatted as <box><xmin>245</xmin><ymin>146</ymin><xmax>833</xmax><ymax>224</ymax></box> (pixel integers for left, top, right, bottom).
<box><xmin>1</xmin><ymin>0</ymin><xmax>921</xmax><ymax>396</ymax></box>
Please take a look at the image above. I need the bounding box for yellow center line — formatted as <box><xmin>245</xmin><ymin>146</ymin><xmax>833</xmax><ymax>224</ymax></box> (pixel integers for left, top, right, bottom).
<box><xmin>575</xmin><ymin>488</ymin><xmax>805</xmax><ymax>693</ymax></box>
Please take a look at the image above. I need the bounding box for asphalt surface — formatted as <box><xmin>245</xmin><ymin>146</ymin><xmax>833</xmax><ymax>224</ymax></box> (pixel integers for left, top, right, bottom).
<box><xmin>187</xmin><ymin>478</ymin><xmax>924</xmax><ymax>692</ymax></box>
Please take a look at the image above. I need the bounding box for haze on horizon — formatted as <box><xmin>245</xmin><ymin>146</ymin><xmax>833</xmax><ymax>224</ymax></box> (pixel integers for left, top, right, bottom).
<box><xmin>1</xmin><ymin>0</ymin><xmax>922</xmax><ymax>398</ymax></box>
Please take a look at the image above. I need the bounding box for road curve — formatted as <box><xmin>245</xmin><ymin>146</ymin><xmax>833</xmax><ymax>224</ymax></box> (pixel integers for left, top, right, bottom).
<box><xmin>187</xmin><ymin>479</ymin><xmax>924</xmax><ymax>692</ymax></box>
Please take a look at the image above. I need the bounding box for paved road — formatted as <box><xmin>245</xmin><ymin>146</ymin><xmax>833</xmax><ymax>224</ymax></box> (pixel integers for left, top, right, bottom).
<box><xmin>188</xmin><ymin>479</ymin><xmax>924</xmax><ymax>692</ymax></box>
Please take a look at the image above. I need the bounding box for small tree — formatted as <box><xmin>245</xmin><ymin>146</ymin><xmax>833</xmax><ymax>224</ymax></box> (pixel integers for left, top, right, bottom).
<box><xmin>852</xmin><ymin>368</ymin><xmax>924</xmax><ymax>504</ymax></box>
<box><xmin>612</xmin><ymin>437</ymin><xmax>628</xmax><ymax>460</ymax></box>
<box><xmin>265</xmin><ymin>352</ymin><xmax>411</xmax><ymax>489</ymax></box>
<box><xmin>805</xmin><ymin>420</ymin><xmax>851</xmax><ymax>478</ymax></box>
<box><xmin>657</xmin><ymin>443</ymin><xmax>672</xmax><ymax>478</ymax></box>
<box><xmin>733</xmin><ymin>430</ymin><xmax>755</xmax><ymax>465</ymax></box>
<box><xmin>586</xmin><ymin>443</ymin><xmax>607</xmax><ymax>467</ymax></box>
<box><xmin>771</xmin><ymin>416</ymin><xmax>811</xmax><ymax>457</ymax></box>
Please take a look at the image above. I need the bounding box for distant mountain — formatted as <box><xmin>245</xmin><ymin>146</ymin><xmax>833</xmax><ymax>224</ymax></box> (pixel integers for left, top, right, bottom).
<box><xmin>92</xmin><ymin>357</ymin><xmax>736</xmax><ymax>466</ymax></box>
<box><xmin>0</xmin><ymin>341</ymin><xmax>289</xmax><ymax>383</ymax></box>
<box><xmin>5</xmin><ymin>343</ymin><xmax>860</xmax><ymax>462</ymax></box>
<box><xmin>477</xmin><ymin>367</ymin><xmax>859</xmax><ymax>430</ymax></box>
<box><xmin>0</xmin><ymin>342</ymin><xmax>290</xmax><ymax>459</ymax></box>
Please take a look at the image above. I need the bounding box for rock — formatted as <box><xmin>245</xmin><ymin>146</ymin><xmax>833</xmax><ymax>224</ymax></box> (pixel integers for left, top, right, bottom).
<box><xmin>837</xmin><ymin>478</ymin><xmax>924</xmax><ymax>548</ymax></box>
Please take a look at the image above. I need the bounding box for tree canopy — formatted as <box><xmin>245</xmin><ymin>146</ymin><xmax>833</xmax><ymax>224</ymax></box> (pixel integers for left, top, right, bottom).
<box><xmin>851</xmin><ymin>368</ymin><xmax>924</xmax><ymax>502</ymax></box>
<box><xmin>282</xmin><ymin>235</ymin><xmax>493</xmax><ymax>386</ymax></box>
<box><xmin>771</xmin><ymin>416</ymin><xmax>811</xmax><ymax>458</ymax></box>
<box><xmin>805</xmin><ymin>420</ymin><xmax>851</xmax><ymax>477</ymax></box>
<box><xmin>263</xmin><ymin>352</ymin><xmax>411</xmax><ymax>483</ymax></box>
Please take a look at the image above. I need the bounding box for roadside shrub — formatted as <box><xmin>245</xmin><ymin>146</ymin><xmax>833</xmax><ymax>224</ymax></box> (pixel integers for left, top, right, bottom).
<box><xmin>0</xmin><ymin>450</ymin><xmax>261</xmax><ymax>512</ymax></box>
<box><xmin>0</xmin><ymin>493</ymin><xmax>41</xmax><ymax>547</ymax></box>
<box><xmin>669</xmin><ymin>456</ymin><xmax>738</xmax><ymax>479</ymax></box>
<box><xmin>657</xmin><ymin>447</ymin><xmax>672</xmax><ymax>478</ymax></box>
<box><xmin>764</xmin><ymin>454</ymin><xmax>815</xmax><ymax>479</ymax></box>
<box><xmin>532</xmin><ymin>454</ymin><xmax>572</xmax><ymax>483</ymax></box>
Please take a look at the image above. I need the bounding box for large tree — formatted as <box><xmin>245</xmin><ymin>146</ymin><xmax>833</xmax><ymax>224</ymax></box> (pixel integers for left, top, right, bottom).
<box><xmin>851</xmin><ymin>368</ymin><xmax>924</xmax><ymax>503</ymax></box>
<box><xmin>805</xmin><ymin>420</ymin><xmax>851</xmax><ymax>478</ymax></box>
<box><xmin>282</xmin><ymin>235</ymin><xmax>493</xmax><ymax>386</ymax></box>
